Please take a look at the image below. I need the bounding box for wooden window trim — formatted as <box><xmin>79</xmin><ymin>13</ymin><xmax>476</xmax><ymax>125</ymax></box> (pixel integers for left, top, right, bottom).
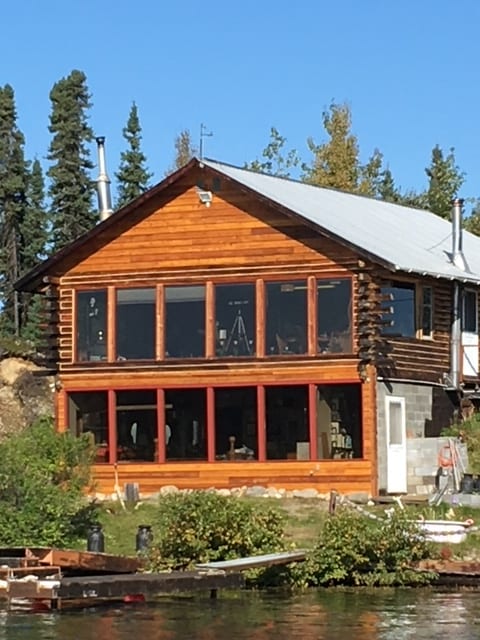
<box><xmin>416</xmin><ymin>283</ymin><xmax>434</xmax><ymax>340</ymax></box>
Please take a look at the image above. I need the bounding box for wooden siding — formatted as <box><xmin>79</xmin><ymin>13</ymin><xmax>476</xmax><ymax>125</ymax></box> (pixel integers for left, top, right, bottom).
<box><xmin>62</xmin><ymin>176</ymin><xmax>360</xmax><ymax>282</ymax></box>
<box><xmin>58</xmin><ymin>361</ymin><xmax>363</xmax><ymax>388</ymax></box>
<box><xmin>373</xmin><ymin>274</ymin><xmax>452</xmax><ymax>384</ymax></box>
<box><xmin>91</xmin><ymin>460</ymin><xmax>374</xmax><ymax>495</ymax></box>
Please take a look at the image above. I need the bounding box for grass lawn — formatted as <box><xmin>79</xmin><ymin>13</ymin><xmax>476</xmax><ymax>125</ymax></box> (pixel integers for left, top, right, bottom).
<box><xmin>95</xmin><ymin>495</ymin><xmax>480</xmax><ymax>561</ymax></box>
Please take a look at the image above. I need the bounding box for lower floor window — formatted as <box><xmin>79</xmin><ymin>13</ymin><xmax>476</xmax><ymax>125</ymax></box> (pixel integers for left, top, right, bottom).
<box><xmin>67</xmin><ymin>383</ymin><xmax>362</xmax><ymax>463</ymax></box>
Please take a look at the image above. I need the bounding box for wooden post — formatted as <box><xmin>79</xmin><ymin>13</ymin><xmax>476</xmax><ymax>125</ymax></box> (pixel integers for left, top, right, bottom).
<box><xmin>207</xmin><ymin>387</ymin><xmax>215</xmax><ymax>462</ymax></box>
<box><xmin>156</xmin><ymin>389</ymin><xmax>166</xmax><ymax>463</ymax></box>
<box><xmin>257</xmin><ymin>385</ymin><xmax>266</xmax><ymax>461</ymax></box>
<box><xmin>108</xmin><ymin>390</ymin><xmax>117</xmax><ymax>464</ymax></box>
<box><xmin>308</xmin><ymin>383</ymin><xmax>318</xmax><ymax>460</ymax></box>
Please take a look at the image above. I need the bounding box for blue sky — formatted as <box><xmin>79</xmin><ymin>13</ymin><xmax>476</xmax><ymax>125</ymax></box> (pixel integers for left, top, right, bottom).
<box><xmin>3</xmin><ymin>0</ymin><xmax>480</xmax><ymax>204</ymax></box>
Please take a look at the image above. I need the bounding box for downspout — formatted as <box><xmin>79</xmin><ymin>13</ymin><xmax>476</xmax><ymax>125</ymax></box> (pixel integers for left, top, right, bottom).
<box><xmin>96</xmin><ymin>136</ymin><xmax>113</xmax><ymax>221</ymax></box>
<box><xmin>450</xmin><ymin>198</ymin><xmax>465</xmax><ymax>389</ymax></box>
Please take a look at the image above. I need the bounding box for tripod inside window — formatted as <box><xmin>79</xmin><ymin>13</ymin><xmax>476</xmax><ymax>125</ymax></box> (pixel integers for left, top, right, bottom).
<box><xmin>218</xmin><ymin>310</ymin><xmax>252</xmax><ymax>356</ymax></box>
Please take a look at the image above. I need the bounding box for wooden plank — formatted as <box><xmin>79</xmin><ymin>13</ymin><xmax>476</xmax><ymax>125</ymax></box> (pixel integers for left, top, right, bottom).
<box><xmin>196</xmin><ymin>550</ymin><xmax>306</xmax><ymax>572</ymax></box>
<box><xmin>57</xmin><ymin>571</ymin><xmax>244</xmax><ymax>600</ymax></box>
<box><xmin>33</xmin><ymin>549</ymin><xmax>141</xmax><ymax>574</ymax></box>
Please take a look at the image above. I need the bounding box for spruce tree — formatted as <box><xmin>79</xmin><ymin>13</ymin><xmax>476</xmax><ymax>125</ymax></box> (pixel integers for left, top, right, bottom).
<box><xmin>0</xmin><ymin>84</ymin><xmax>28</xmax><ymax>336</ymax></box>
<box><xmin>425</xmin><ymin>145</ymin><xmax>464</xmax><ymax>219</ymax></box>
<box><xmin>47</xmin><ymin>70</ymin><xmax>95</xmax><ymax>252</ymax></box>
<box><xmin>19</xmin><ymin>159</ymin><xmax>49</xmax><ymax>342</ymax></box>
<box><xmin>115</xmin><ymin>102</ymin><xmax>152</xmax><ymax>208</ymax></box>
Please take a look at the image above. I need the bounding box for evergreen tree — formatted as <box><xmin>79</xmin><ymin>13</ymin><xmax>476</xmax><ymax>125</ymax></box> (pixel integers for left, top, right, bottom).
<box><xmin>245</xmin><ymin>127</ymin><xmax>300</xmax><ymax>178</ymax></box>
<box><xmin>302</xmin><ymin>102</ymin><xmax>383</xmax><ymax>196</ymax></box>
<box><xmin>378</xmin><ymin>168</ymin><xmax>401</xmax><ymax>203</ymax></box>
<box><xmin>465</xmin><ymin>201</ymin><xmax>480</xmax><ymax>237</ymax></box>
<box><xmin>358</xmin><ymin>149</ymin><xmax>384</xmax><ymax>197</ymax></box>
<box><xmin>47</xmin><ymin>70</ymin><xmax>95</xmax><ymax>252</ymax></box>
<box><xmin>20</xmin><ymin>159</ymin><xmax>48</xmax><ymax>273</ymax></box>
<box><xmin>425</xmin><ymin>145</ymin><xmax>464</xmax><ymax>219</ymax></box>
<box><xmin>0</xmin><ymin>84</ymin><xmax>28</xmax><ymax>336</ymax></box>
<box><xmin>19</xmin><ymin>159</ymin><xmax>49</xmax><ymax>342</ymax></box>
<box><xmin>115</xmin><ymin>102</ymin><xmax>152</xmax><ymax>208</ymax></box>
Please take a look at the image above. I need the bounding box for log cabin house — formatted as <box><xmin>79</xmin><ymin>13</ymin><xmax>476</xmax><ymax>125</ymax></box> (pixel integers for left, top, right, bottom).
<box><xmin>16</xmin><ymin>151</ymin><xmax>480</xmax><ymax>497</ymax></box>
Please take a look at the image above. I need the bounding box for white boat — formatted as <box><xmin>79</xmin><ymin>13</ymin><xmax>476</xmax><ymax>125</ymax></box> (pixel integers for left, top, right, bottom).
<box><xmin>415</xmin><ymin>519</ymin><xmax>474</xmax><ymax>544</ymax></box>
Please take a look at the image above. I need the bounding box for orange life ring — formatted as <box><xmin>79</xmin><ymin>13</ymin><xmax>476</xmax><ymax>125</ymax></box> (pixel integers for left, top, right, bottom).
<box><xmin>437</xmin><ymin>444</ymin><xmax>454</xmax><ymax>469</ymax></box>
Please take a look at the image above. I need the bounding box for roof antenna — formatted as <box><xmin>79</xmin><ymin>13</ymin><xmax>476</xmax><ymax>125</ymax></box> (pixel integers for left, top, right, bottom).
<box><xmin>199</xmin><ymin>123</ymin><xmax>213</xmax><ymax>159</ymax></box>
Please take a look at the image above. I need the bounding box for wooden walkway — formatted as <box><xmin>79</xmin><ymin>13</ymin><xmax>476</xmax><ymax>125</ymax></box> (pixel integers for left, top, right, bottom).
<box><xmin>0</xmin><ymin>547</ymin><xmax>306</xmax><ymax>609</ymax></box>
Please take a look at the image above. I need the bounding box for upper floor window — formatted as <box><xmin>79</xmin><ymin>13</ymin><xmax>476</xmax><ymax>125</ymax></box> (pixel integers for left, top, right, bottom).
<box><xmin>215</xmin><ymin>283</ymin><xmax>255</xmax><ymax>357</ymax></box>
<box><xmin>381</xmin><ymin>281</ymin><xmax>434</xmax><ymax>339</ymax></box>
<box><xmin>463</xmin><ymin>290</ymin><xmax>478</xmax><ymax>333</ymax></box>
<box><xmin>421</xmin><ymin>286</ymin><xmax>433</xmax><ymax>338</ymax></box>
<box><xmin>381</xmin><ymin>282</ymin><xmax>416</xmax><ymax>337</ymax></box>
<box><xmin>116</xmin><ymin>288</ymin><xmax>156</xmax><ymax>360</ymax></box>
<box><xmin>77</xmin><ymin>290</ymin><xmax>107</xmax><ymax>361</ymax></box>
<box><xmin>317</xmin><ymin>279</ymin><xmax>352</xmax><ymax>353</ymax></box>
<box><xmin>266</xmin><ymin>281</ymin><xmax>307</xmax><ymax>355</ymax></box>
<box><xmin>165</xmin><ymin>285</ymin><xmax>205</xmax><ymax>358</ymax></box>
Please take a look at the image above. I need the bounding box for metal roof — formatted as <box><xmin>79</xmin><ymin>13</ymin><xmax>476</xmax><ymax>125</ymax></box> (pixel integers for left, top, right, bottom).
<box><xmin>203</xmin><ymin>159</ymin><xmax>480</xmax><ymax>284</ymax></box>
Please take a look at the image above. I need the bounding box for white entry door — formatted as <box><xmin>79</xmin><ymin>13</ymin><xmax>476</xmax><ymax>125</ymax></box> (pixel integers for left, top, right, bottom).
<box><xmin>462</xmin><ymin>290</ymin><xmax>479</xmax><ymax>378</ymax></box>
<box><xmin>386</xmin><ymin>396</ymin><xmax>407</xmax><ymax>494</ymax></box>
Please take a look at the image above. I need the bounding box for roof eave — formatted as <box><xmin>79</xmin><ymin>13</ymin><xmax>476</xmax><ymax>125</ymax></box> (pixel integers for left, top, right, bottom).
<box><xmin>15</xmin><ymin>158</ymin><xmax>201</xmax><ymax>292</ymax></box>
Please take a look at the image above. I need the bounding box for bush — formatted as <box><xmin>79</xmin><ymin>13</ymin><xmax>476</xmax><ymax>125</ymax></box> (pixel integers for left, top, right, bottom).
<box><xmin>148</xmin><ymin>491</ymin><xmax>286</xmax><ymax>571</ymax></box>
<box><xmin>442</xmin><ymin>415</ymin><xmax>480</xmax><ymax>474</ymax></box>
<box><xmin>303</xmin><ymin>507</ymin><xmax>434</xmax><ymax>587</ymax></box>
<box><xmin>0</xmin><ymin>416</ymin><xmax>98</xmax><ymax>547</ymax></box>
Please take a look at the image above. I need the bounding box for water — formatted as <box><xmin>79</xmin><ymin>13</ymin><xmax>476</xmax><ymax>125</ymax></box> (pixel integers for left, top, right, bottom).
<box><xmin>1</xmin><ymin>589</ymin><xmax>480</xmax><ymax>639</ymax></box>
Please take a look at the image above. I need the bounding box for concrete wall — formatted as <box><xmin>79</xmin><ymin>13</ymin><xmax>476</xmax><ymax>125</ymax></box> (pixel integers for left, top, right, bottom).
<box><xmin>407</xmin><ymin>436</ymin><xmax>467</xmax><ymax>495</ymax></box>
<box><xmin>376</xmin><ymin>380</ymin><xmax>458</xmax><ymax>494</ymax></box>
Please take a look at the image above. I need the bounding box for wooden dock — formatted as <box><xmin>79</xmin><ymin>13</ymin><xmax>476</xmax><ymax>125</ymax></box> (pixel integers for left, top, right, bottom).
<box><xmin>0</xmin><ymin>547</ymin><xmax>306</xmax><ymax>609</ymax></box>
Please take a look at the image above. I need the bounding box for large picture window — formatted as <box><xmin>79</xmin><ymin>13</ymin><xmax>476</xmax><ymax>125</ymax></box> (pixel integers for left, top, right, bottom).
<box><xmin>76</xmin><ymin>290</ymin><xmax>107</xmax><ymax>361</ymax></box>
<box><xmin>265</xmin><ymin>386</ymin><xmax>309</xmax><ymax>460</ymax></box>
<box><xmin>165</xmin><ymin>389</ymin><xmax>207</xmax><ymax>461</ymax></box>
<box><xmin>266</xmin><ymin>281</ymin><xmax>307</xmax><ymax>355</ymax></box>
<box><xmin>165</xmin><ymin>286</ymin><xmax>206</xmax><ymax>358</ymax></box>
<box><xmin>215</xmin><ymin>284</ymin><xmax>255</xmax><ymax>357</ymax></box>
<box><xmin>116</xmin><ymin>390</ymin><xmax>157</xmax><ymax>462</ymax></box>
<box><xmin>68</xmin><ymin>391</ymin><xmax>108</xmax><ymax>462</ymax></box>
<box><xmin>215</xmin><ymin>387</ymin><xmax>257</xmax><ymax>460</ymax></box>
<box><xmin>317</xmin><ymin>279</ymin><xmax>352</xmax><ymax>353</ymax></box>
<box><xmin>116</xmin><ymin>288</ymin><xmax>155</xmax><ymax>360</ymax></box>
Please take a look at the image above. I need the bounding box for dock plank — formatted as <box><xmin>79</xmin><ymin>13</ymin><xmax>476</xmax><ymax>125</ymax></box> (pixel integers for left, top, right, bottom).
<box><xmin>58</xmin><ymin>570</ymin><xmax>243</xmax><ymax>599</ymax></box>
<box><xmin>196</xmin><ymin>550</ymin><xmax>307</xmax><ymax>572</ymax></box>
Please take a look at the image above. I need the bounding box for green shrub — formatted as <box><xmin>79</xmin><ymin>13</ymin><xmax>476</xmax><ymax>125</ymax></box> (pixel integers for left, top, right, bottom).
<box><xmin>442</xmin><ymin>416</ymin><xmax>480</xmax><ymax>474</ymax></box>
<box><xmin>148</xmin><ymin>491</ymin><xmax>286</xmax><ymax>571</ymax></box>
<box><xmin>0</xmin><ymin>416</ymin><xmax>98</xmax><ymax>547</ymax></box>
<box><xmin>303</xmin><ymin>507</ymin><xmax>434</xmax><ymax>587</ymax></box>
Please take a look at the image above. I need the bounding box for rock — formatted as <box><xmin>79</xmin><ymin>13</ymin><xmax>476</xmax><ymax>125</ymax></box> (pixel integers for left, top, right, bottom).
<box><xmin>0</xmin><ymin>357</ymin><xmax>37</xmax><ymax>386</ymax></box>
<box><xmin>159</xmin><ymin>485</ymin><xmax>179</xmax><ymax>495</ymax></box>
<box><xmin>216</xmin><ymin>488</ymin><xmax>231</xmax><ymax>497</ymax></box>
<box><xmin>245</xmin><ymin>485</ymin><xmax>268</xmax><ymax>497</ymax></box>
<box><xmin>0</xmin><ymin>358</ymin><xmax>54</xmax><ymax>439</ymax></box>
<box><xmin>230</xmin><ymin>486</ymin><xmax>247</xmax><ymax>497</ymax></box>
<box><xmin>291</xmin><ymin>489</ymin><xmax>319</xmax><ymax>499</ymax></box>
<box><xmin>345</xmin><ymin>492</ymin><xmax>369</xmax><ymax>504</ymax></box>
<box><xmin>265</xmin><ymin>487</ymin><xmax>283</xmax><ymax>499</ymax></box>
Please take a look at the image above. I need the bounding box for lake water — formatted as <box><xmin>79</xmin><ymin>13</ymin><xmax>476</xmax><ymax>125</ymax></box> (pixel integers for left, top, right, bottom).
<box><xmin>1</xmin><ymin>589</ymin><xmax>479</xmax><ymax>639</ymax></box>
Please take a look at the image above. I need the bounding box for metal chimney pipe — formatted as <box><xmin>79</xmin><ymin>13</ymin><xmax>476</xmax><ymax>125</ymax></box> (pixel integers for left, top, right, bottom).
<box><xmin>451</xmin><ymin>198</ymin><xmax>466</xmax><ymax>271</ymax></box>
<box><xmin>450</xmin><ymin>198</ymin><xmax>465</xmax><ymax>389</ymax></box>
<box><xmin>96</xmin><ymin>136</ymin><xmax>113</xmax><ymax>221</ymax></box>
